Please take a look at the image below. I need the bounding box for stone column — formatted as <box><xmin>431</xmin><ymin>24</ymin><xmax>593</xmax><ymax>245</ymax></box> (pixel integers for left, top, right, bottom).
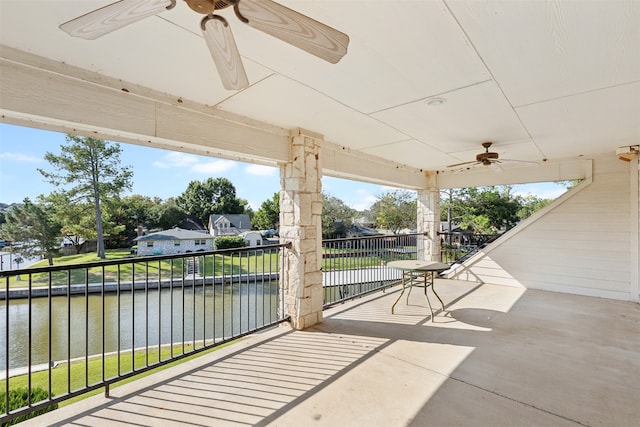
<box><xmin>416</xmin><ymin>172</ymin><xmax>440</xmax><ymax>261</ymax></box>
<box><xmin>279</xmin><ymin>129</ymin><xmax>323</xmax><ymax>329</ymax></box>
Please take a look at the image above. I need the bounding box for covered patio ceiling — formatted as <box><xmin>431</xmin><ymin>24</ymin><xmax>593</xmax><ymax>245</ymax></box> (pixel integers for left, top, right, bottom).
<box><xmin>1</xmin><ymin>1</ymin><xmax>639</xmax><ymax>188</ymax></box>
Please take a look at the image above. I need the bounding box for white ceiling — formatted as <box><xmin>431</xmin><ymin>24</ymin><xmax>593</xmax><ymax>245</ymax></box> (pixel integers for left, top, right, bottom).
<box><xmin>1</xmin><ymin>0</ymin><xmax>639</xmax><ymax>175</ymax></box>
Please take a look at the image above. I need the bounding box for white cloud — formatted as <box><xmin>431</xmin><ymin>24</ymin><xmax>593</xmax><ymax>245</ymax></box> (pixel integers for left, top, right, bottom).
<box><xmin>0</xmin><ymin>152</ymin><xmax>41</xmax><ymax>163</ymax></box>
<box><xmin>191</xmin><ymin>159</ymin><xmax>237</xmax><ymax>174</ymax></box>
<box><xmin>152</xmin><ymin>152</ymin><xmax>199</xmax><ymax>168</ymax></box>
<box><xmin>152</xmin><ymin>153</ymin><xmax>236</xmax><ymax>174</ymax></box>
<box><xmin>513</xmin><ymin>182</ymin><xmax>568</xmax><ymax>200</ymax></box>
<box><xmin>245</xmin><ymin>164</ymin><xmax>277</xmax><ymax>176</ymax></box>
<box><xmin>379</xmin><ymin>185</ymin><xmax>405</xmax><ymax>193</ymax></box>
<box><xmin>350</xmin><ymin>191</ymin><xmax>378</xmax><ymax>211</ymax></box>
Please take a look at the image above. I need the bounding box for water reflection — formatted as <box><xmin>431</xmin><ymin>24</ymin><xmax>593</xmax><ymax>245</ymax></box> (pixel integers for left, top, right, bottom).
<box><xmin>1</xmin><ymin>282</ymin><xmax>279</xmax><ymax>370</ymax></box>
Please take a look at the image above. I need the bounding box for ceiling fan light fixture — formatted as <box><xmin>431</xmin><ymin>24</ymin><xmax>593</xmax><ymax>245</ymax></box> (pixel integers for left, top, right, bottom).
<box><xmin>185</xmin><ymin>0</ymin><xmax>216</xmax><ymax>14</ymax></box>
<box><xmin>60</xmin><ymin>0</ymin><xmax>176</xmax><ymax>40</ymax></box>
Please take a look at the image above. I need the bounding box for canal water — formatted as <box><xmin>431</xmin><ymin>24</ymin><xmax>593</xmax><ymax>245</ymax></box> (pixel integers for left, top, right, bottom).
<box><xmin>1</xmin><ymin>283</ymin><xmax>280</xmax><ymax>371</ymax></box>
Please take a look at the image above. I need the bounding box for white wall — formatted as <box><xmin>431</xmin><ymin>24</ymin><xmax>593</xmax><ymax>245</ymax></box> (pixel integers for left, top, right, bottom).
<box><xmin>243</xmin><ymin>232</ymin><xmax>263</xmax><ymax>247</ymax></box>
<box><xmin>448</xmin><ymin>154</ymin><xmax>640</xmax><ymax>301</ymax></box>
<box><xmin>138</xmin><ymin>239</ymin><xmax>214</xmax><ymax>256</ymax></box>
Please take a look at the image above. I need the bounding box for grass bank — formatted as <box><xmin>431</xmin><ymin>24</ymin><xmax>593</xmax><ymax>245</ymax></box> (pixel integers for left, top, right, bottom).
<box><xmin>1</xmin><ymin>340</ymin><xmax>236</xmax><ymax>408</ymax></box>
<box><xmin>4</xmin><ymin>249</ymin><xmax>280</xmax><ymax>290</ymax></box>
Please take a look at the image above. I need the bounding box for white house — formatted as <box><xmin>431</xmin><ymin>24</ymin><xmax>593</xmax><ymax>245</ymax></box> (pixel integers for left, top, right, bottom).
<box><xmin>134</xmin><ymin>227</ymin><xmax>214</xmax><ymax>256</ymax></box>
<box><xmin>208</xmin><ymin>214</ymin><xmax>252</xmax><ymax>237</ymax></box>
<box><xmin>241</xmin><ymin>231</ymin><xmax>263</xmax><ymax>247</ymax></box>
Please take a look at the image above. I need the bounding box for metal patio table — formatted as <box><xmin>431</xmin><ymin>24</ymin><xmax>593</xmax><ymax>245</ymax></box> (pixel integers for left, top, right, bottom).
<box><xmin>387</xmin><ymin>260</ymin><xmax>451</xmax><ymax>321</ymax></box>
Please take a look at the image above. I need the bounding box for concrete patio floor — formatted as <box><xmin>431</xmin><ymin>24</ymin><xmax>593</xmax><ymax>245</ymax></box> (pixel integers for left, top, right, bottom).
<box><xmin>23</xmin><ymin>279</ymin><xmax>639</xmax><ymax>426</ymax></box>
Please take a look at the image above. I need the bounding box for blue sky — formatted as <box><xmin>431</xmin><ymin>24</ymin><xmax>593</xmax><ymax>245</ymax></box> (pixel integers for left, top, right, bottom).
<box><xmin>0</xmin><ymin>123</ymin><xmax>567</xmax><ymax>210</ymax></box>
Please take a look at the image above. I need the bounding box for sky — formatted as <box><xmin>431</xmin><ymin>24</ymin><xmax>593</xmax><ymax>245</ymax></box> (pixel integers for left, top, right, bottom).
<box><xmin>0</xmin><ymin>123</ymin><xmax>568</xmax><ymax>211</ymax></box>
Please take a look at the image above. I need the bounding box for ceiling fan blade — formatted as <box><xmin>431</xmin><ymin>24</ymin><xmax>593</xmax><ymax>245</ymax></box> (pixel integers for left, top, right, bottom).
<box><xmin>202</xmin><ymin>15</ymin><xmax>249</xmax><ymax>90</ymax></box>
<box><xmin>446</xmin><ymin>161</ymin><xmax>479</xmax><ymax>168</ymax></box>
<box><xmin>490</xmin><ymin>162</ymin><xmax>504</xmax><ymax>173</ymax></box>
<box><xmin>499</xmin><ymin>159</ymin><xmax>540</xmax><ymax>166</ymax></box>
<box><xmin>236</xmin><ymin>0</ymin><xmax>349</xmax><ymax>64</ymax></box>
<box><xmin>60</xmin><ymin>0</ymin><xmax>175</xmax><ymax>40</ymax></box>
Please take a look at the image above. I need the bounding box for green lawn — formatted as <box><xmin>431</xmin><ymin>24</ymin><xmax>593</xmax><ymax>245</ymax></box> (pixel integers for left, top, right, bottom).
<box><xmin>4</xmin><ymin>250</ymin><xmax>280</xmax><ymax>289</ymax></box>
<box><xmin>1</xmin><ymin>340</ymin><xmax>236</xmax><ymax>409</ymax></box>
<box><xmin>322</xmin><ymin>246</ymin><xmax>416</xmax><ymax>271</ymax></box>
<box><xmin>5</xmin><ymin>245</ymin><xmax>417</xmax><ymax>289</ymax></box>
<box><xmin>5</xmin><ymin>247</ymin><xmax>422</xmax><ymax>289</ymax></box>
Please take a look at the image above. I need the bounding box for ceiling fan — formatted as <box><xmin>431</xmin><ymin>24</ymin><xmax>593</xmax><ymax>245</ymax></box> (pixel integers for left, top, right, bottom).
<box><xmin>446</xmin><ymin>142</ymin><xmax>538</xmax><ymax>171</ymax></box>
<box><xmin>59</xmin><ymin>0</ymin><xmax>349</xmax><ymax>90</ymax></box>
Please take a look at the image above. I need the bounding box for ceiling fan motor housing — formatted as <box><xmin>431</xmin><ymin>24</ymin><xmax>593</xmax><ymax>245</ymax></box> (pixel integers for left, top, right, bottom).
<box><xmin>476</xmin><ymin>152</ymin><xmax>499</xmax><ymax>162</ymax></box>
<box><xmin>185</xmin><ymin>0</ymin><xmax>231</xmax><ymax>14</ymax></box>
<box><xmin>214</xmin><ymin>1</ymin><xmax>232</xmax><ymax>10</ymax></box>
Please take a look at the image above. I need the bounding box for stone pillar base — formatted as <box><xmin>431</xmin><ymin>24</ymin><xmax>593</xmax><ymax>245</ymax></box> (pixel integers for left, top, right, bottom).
<box><xmin>417</xmin><ymin>172</ymin><xmax>440</xmax><ymax>261</ymax></box>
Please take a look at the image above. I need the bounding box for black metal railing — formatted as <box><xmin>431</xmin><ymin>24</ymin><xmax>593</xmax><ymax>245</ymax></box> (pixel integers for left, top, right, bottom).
<box><xmin>322</xmin><ymin>233</ymin><xmax>423</xmax><ymax>307</ymax></box>
<box><xmin>0</xmin><ymin>243</ymin><xmax>289</xmax><ymax>425</ymax></box>
<box><xmin>439</xmin><ymin>231</ymin><xmax>502</xmax><ymax>263</ymax></box>
<box><xmin>1</xmin><ymin>233</ymin><xmax>444</xmax><ymax>423</ymax></box>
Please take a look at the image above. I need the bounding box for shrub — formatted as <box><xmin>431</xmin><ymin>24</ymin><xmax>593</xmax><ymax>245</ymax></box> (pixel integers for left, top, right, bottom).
<box><xmin>214</xmin><ymin>236</ymin><xmax>245</xmax><ymax>250</ymax></box>
<box><xmin>0</xmin><ymin>387</ymin><xmax>58</xmax><ymax>426</ymax></box>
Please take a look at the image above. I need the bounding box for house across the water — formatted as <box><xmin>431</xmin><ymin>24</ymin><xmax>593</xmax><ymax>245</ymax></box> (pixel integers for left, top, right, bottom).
<box><xmin>134</xmin><ymin>227</ymin><xmax>214</xmax><ymax>256</ymax></box>
<box><xmin>208</xmin><ymin>214</ymin><xmax>252</xmax><ymax>237</ymax></box>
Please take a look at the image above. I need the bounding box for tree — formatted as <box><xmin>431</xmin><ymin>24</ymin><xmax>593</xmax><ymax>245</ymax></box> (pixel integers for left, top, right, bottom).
<box><xmin>253</xmin><ymin>192</ymin><xmax>280</xmax><ymax>230</ymax></box>
<box><xmin>517</xmin><ymin>194</ymin><xmax>551</xmax><ymax>220</ymax></box>
<box><xmin>461</xmin><ymin>186</ymin><xmax>521</xmax><ymax>232</ymax></box>
<box><xmin>38</xmin><ymin>135</ymin><xmax>132</xmax><ymax>259</ymax></box>
<box><xmin>322</xmin><ymin>193</ymin><xmax>356</xmax><ymax>238</ymax></box>
<box><xmin>107</xmin><ymin>194</ymin><xmax>167</xmax><ymax>245</ymax></box>
<box><xmin>559</xmin><ymin>180</ymin><xmax>581</xmax><ymax>190</ymax></box>
<box><xmin>44</xmin><ymin>192</ymin><xmax>97</xmax><ymax>254</ymax></box>
<box><xmin>176</xmin><ymin>178</ymin><xmax>245</xmax><ymax>225</ymax></box>
<box><xmin>441</xmin><ymin>186</ymin><xmax>548</xmax><ymax>234</ymax></box>
<box><xmin>0</xmin><ymin>198</ymin><xmax>61</xmax><ymax>265</ymax></box>
<box><xmin>152</xmin><ymin>199</ymin><xmax>188</xmax><ymax>230</ymax></box>
<box><xmin>104</xmin><ymin>196</ymin><xmax>189</xmax><ymax>247</ymax></box>
<box><xmin>440</xmin><ymin>188</ymin><xmax>466</xmax><ymax>229</ymax></box>
<box><xmin>42</xmin><ymin>191</ymin><xmax>125</xmax><ymax>252</ymax></box>
<box><xmin>370</xmin><ymin>190</ymin><xmax>417</xmax><ymax>233</ymax></box>
<box><xmin>238</xmin><ymin>198</ymin><xmax>254</xmax><ymax>222</ymax></box>
<box><xmin>214</xmin><ymin>235</ymin><xmax>245</xmax><ymax>249</ymax></box>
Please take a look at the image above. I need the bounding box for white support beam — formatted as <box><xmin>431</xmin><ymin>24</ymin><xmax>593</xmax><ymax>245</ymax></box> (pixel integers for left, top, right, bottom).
<box><xmin>437</xmin><ymin>158</ymin><xmax>593</xmax><ymax>189</ymax></box>
<box><xmin>0</xmin><ymin>48</ymin><xmax>291</xmax><ymax>166</ymax></box>
<box><xmin>321</xmin><ymin>140</ymin><xmax>428</xmax><ymax>190</ymax></box>
<box><xmin>3</xmin><ymin>46</ymin><xmax>593</xmax><ymax>193</ymax></box>
<box><xmin>1</xmin><ymin>46</ymin><xmax>430</xmax><ymax>189</ymax></box>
